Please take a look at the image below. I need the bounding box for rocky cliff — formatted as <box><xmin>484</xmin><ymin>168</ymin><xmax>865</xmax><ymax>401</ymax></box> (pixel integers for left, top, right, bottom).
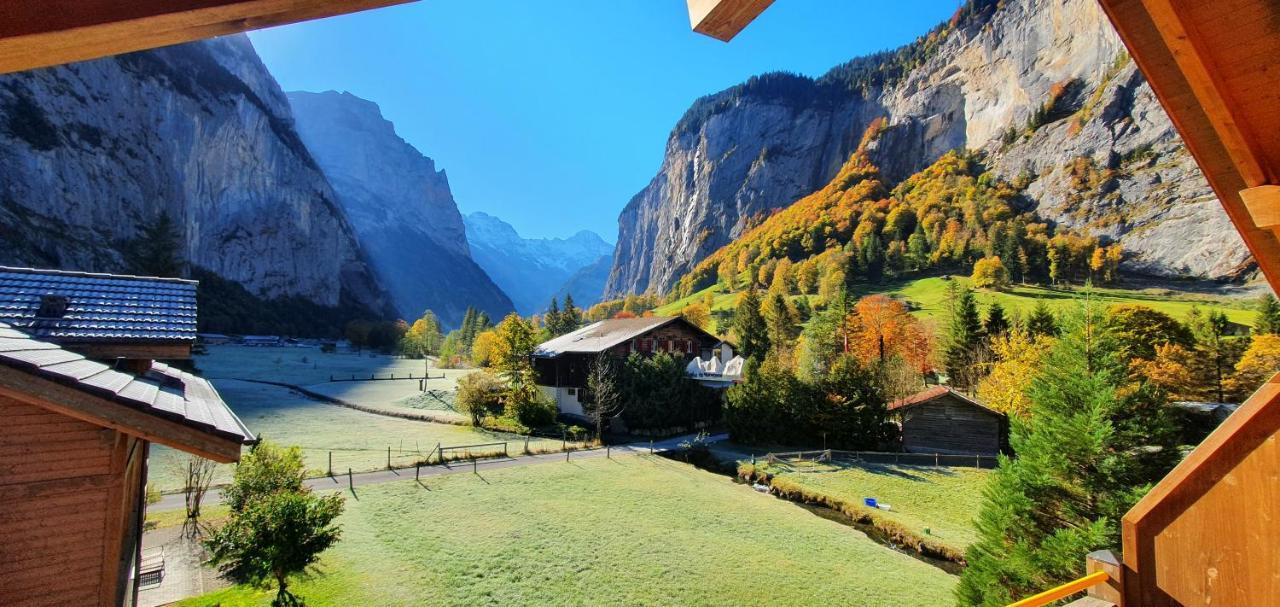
<box><xmin>605</xmin><ymin>0</ymin><xmax>1250</xmax><ymax>296</ymax></box>
<box><xmin>464</xmin><ymin>212</ymin><xmax>614</xmax><ymax>314</ymax></box>
<box><xmin>0</xmin><ymin>36</ymin><xmax>388</xmax><ymax>314</ymax></box>
<box><xmin>287</xmin><ymin>91</ymin><xmax>514</xmax><ymax>327</ymax></box>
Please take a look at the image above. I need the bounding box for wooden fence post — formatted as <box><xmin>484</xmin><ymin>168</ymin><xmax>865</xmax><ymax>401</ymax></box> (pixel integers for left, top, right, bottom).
<box><xmin>473</xmin><ymin>457</ymin><xmax>477</xmax><ymax>475</ymax></box>
<box><xmin>436</xmin><ymin>442</ymin><xmax>441</xmax><ymax>465</ymax></box>
<box><xmin>524</xmin><ymin>436</ymin><xmax>530</xmax><ymax>454</ymax></box>
<box><xmin>607</xmin><ymin>445</ymin><xmax>611</xmax><ymax>459</ymax></box>
<box><xmin>328</xmin><ymin>451</ymin><xmax>332</xmax><ymax>477</ymax></box>
<box><xmin>566</xmin><ymin>449</ymin><xmax>570</xmax><ymax>462</ymax></box>
<box><xmin>387</xmin><ymin>446</ymin><xmax>392</xmax><ymax>469</ymax></box>
<box><xmin>348</xmin><ymin>468</ymin><xmax>353</xmax><ymax>492</ymax></box>
<box><xmin>650</xmin><ymin>440</ymin><xmax>654</xmax><ymax>455</ymax></box>
<box><xmin>415</xmin><ymin>463</ymin><xmax>419</xmax><ymax>481</ymax></box>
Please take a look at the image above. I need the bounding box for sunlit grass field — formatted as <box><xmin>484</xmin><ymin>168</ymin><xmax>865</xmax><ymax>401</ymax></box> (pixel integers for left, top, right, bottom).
<box><xmin>177</xmin><ymin>456</ymin><xmax>957</xmax><ymax>607</ymax></box>
<box><xmin>753</xmin><ymin>459</ymin><xmax>990</xmax><ymax>553</ymax></box>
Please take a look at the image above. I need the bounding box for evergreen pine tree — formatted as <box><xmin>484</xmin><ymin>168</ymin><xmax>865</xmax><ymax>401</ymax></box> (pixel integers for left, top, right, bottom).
<box><xmin>546</xmin><ymin>298</ymin><xmax>563</xmax><ymax>335</ymax></box>
<box><xmin>562</xmin><ymin>294</ymin><xmax>581</xmax><ymax>332</ymax></box>
<box><xmin>732</xmin><ymin>288</ymin><xmax>770</xmax><ymax>361</ymax></box>
<box><xmin>907</xmin><ymin>224</ymin><xmax>930</xmax><ymax>271</ymax></box>
<box><xmin>1026</xmin><ymin>301</ymin><xmax>1059</xmax><ymax>337</ymax></box>
<box><xmin>861</xmin><ymin>232</ymin><xmax>885</xmax><ymax>282</ymax></box>
<box><xmin>130</xmin><ymin>211</ymin><xmax>185</xmax><ymax>277</ymax></box>
<box><xmin>957</xmin><ymin>295</ymin><xmax>1179</xmax><ymax>606</ymax></box>
<box><xmin>459</xmin><ymin>308</ymin><xmax>477</xmax><ymax>345</ymax></box>
<box><xmin>1255</xmin><ymin>293</ymin><xmax>1280</xmax><ymax>335</ymax></box>
<box><xmin>1187</xmin><ymin>308</ymin><xmax>1246</xmax><ymax>402</ymax></box>
<box><xmin>945</xmin><ymin>283</ymin><xmax>984</xmax><ymax>390</ymax></box>
<box><xmin>984</xmin><ymin>302</ymin><xmax>1009</xmax><ymax>338</ymax></box>
<box><xmin>765</xmin><ymin>292</ymin><xmax>799</xmax><ymax>351</ymax></box>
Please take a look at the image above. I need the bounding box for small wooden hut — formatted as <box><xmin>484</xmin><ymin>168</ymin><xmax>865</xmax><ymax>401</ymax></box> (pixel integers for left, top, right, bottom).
<box><xmin>889</xmin><ymin>386</ymin><xmax>1008</xmax><ymax>457</ymax></box>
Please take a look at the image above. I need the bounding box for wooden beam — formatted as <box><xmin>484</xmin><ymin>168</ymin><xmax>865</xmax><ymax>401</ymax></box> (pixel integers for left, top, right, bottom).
<box><xmin>1098</xmin><ymin>0</ymin><xmax>1280</xmax><ymax>288</ymax></box>
<box><xmin>0</xmin><ymin>0</ymin><xmax>418</xmax><ymax>75</ymax></box>
<box><xmin>1241</xmin><ymin>185</ymin><xmax>1280</xmax><ymax>235</ymax></box>
<box><xmin>1136</xmin><ymin>0</ymin><xmax>1268</xmax><ymax>187</ymax></box>
<box><xmin>687</xmin><ymin>0</ymin><xmax>775</xmax><ymax>42</ymax></box>
<box><xmin>0</xmin><ymin>366</ymin><xmax>243</xmax><ymax>463</ymax></box>
<box><xmin>67</xmin><ymin>343</ymin><xmax>191</xmax><ymax>362</ymax></box>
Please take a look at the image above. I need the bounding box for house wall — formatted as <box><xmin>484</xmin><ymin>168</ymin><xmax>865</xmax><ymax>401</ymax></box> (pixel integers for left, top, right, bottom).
<box><xmin>899</xmin><ymin>395</ymin><xmax>1004</xmax><ymax>456</ymax></box>
<box><xmin>540</xmin><ymin>385</ymin><xmax>584</xmax><ymax>417</ymax></box>
<box><xmin>0</xmin><ymin>396</ymin><xmax>145</xmax><ymax>607</ymax></box>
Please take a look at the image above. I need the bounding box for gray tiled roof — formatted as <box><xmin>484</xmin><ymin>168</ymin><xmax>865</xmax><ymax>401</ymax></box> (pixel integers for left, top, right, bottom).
<box><xmin>0</xmin><ymin>266</ymin><xmax>197</xmax><ymax>343</ymax></box>
<box><xmin>0</xmin><ymin>322</ymin><xmax>253</xmax><ymax>444</ymax></box>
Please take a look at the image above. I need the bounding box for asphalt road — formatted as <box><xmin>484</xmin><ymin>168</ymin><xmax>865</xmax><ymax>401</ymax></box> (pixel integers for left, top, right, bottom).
<box><xmin>151</xmin><ymin>432</ymin><xmax>726</xmax><ymax>512</ymax></box>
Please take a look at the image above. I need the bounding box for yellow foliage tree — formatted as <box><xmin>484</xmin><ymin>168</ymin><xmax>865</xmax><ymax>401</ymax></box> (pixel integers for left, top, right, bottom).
<box><xmin>1228</xmin><ymin>334</ymin><xmax>1280</xmax><ymax>399</ymax></box>
<box><xmin>681</xmin><ymin>302</ymin><xmax>712</xmax><ymax>332</ymax></box>
<box><xmin>470</xmin><ymin>329</ymin><xmax>499</xmax><ymax>368</ymax></box>
<box><xmin>971</xmin><ymin>256</ymin><xmax>1010</xmax><ymax>290</ymax></box>
<box><xmin>978</xmin><ymin>329</ymin><xmax>1054</xmax><ymax>418</ymax></box>
<box><xmin>1129</xmin><ymin>342</ymin><xmax>1197</xmax><ymax>400</ymax></box>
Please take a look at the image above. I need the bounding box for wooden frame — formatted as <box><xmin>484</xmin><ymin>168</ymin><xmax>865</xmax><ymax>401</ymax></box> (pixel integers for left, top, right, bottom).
<box><xmin>0</xmin><ymin>0</ymin><xmax>417</xmax><ymax>75</ymax></box>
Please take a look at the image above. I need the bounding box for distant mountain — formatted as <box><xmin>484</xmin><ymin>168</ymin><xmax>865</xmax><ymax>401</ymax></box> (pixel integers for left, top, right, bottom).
<box><xmin>554</xmin><ymin>254</ymin><xmax>613</xmax><ymax>310</ymax></box>
<box><xmin>287</xmin><ymin>91</ymin><xmax>514</xmax><ymax>327</ymax></box>
<box><xmin>464</xmin><ymin>212</ymin><xmax>613</xmax><ymax>314</ymax></box>
<box><xmin>0</xmin><ymin>36</ymin><xmax>390</xmax><ymax>330</ymax></box>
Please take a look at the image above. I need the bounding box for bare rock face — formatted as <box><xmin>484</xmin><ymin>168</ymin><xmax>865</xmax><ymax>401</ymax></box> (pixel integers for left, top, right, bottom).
<box><xmin>606</xmin><ymin>0</ymin><xmax>1249</xmax><ymax>296</ymax></box>
<box><xmin>287</xmin><ymin>91</ymin><xmax>515</xmax><ymax>327</ymax></box>
<box><xmin>0</xmin><ymin>36</ymin><xmax>388</xmax><ymax>312</ymax></box>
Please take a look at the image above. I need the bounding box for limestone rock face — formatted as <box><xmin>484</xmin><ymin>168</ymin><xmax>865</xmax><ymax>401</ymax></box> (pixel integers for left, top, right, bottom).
<box><xmin>0</xmin><ymin>36</ymin><xmax>388</xmax><ymax>312</ymax></box>
<box><xmin>606</xmin><ymin>0</ymin><xmax>1249</xmax><ymax>296</ymax></box>
<box><xmin>287</xmin><ymin>91</ymin><xmax>514</xmax><ymax>327</ymax></box>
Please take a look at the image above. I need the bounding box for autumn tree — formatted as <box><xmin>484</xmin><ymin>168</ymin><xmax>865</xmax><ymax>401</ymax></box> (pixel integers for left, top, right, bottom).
<box><xmin>1129</xmin><ymin>343</ymin><xmax>1197</xmax><ymax>400</ymax></box>
<box><xmin>400</xmin><ymin>310</ymin><xmax>444</xmax><ymax>358</ymax></box>
<box><xmin>1105</xmin><ymin>305</ymin><xmax>1194</xmax><ymax>362</ymax></box>
<box><xmin>977</xmin><ymin>329</ymin><xmax>1053</xmax><ymax>418</ymax></box>
<box><xmin>1227</xmin><ymin>334</ymin><xmax>1280</xmax><ymax>400</ymax></box>
<box><xmin>491</xmin><ymin>313</ymin><xmax>541</xmax><ymax>404</ymax></box>
<box><xmin>971</xmin><ymin>256</ymin><xmax>1010</xmax><ymax>290</ymax></box>
<box><xmin>680</xmin><ymin>302</ymin><xmax>712</xmax><ymax>332</ymax></box>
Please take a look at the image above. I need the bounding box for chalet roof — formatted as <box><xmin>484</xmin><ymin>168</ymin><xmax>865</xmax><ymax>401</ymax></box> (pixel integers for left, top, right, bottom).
<box><xmin>0</xmin><ymin>266</ymin><xmax>197</xmax><ymax>344</ymax></box>
<box><xmin>889</xmin><ymin>385</ymin><xmax>1005</xmax><ymax>418</ymax></box>
<box><xmin>534</xmin><ymin>316</ymin><xmax>718</xmax><ymax>357</ymax></box>
<box><xmin>0</xmin><ymin>321</ymin><xmax>253</xmax><ymax>446</ymax></box>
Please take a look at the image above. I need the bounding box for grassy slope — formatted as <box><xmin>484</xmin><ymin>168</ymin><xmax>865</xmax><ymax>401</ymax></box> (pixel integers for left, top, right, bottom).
<box><xmin>178</xmin><ymin>457</ymin><xmax>955</xmax><ymax>607</ymax></box>
<box><xmin>756</xmin><ymin>460</ymin><xmax>990</xmax><ymax>552</ymax></box>
<box><xmin>656</xmin><ymin>276</ymin><xmax>1254</xmax><ymax>327</ymax></box>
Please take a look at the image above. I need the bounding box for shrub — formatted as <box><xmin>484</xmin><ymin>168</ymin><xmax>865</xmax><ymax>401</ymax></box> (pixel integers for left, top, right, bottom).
<box><xmin>507</xmin><ymin>392</ymin><xmax>557</xmax><ymax>428</ymax></box>
<box><xmin>455</xmin><ymin>371</ymin><xmax>505</xmax><ymax>426</ymax></box>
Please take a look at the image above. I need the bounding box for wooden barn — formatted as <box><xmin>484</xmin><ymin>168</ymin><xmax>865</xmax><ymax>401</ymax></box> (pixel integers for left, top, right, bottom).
<box><xmin>0</xmin><ymin>267</ymin><xmax>254</xmax><ymax>607</ymax></box>
<box><xmin>889</xmin><ymin>386</ymin><xmax>1008</xmax><ymax>457</ymax></box>
<box><xmin>532</xmin><ymin>316</ymin><xmax>732</xmax><ymax>417</ymax></box>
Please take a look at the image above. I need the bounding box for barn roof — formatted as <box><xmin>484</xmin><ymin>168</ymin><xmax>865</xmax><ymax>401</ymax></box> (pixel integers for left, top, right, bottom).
<box><xmin>0</xmin><ymin>321</ymin><xmax>253</xmax><ymax>457</ymax></box>
<box><xmin>534</xmin><ymin>316</ymin><xmax>721</xmax><ymax>357</ymax></box>
<box><xmin>0</xmin><ymin>266</ymin><xmax>197</xmax><ymax>344</ymax></box>
<box><xmin>889</xmin><ymin>385</ymin><xmax>1005</xmax><ymax>418</ymax></box>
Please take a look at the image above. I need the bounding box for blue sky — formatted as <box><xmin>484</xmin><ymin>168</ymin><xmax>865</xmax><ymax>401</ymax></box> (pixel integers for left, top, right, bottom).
<box><xmin>249</xmin><ymin>1</ymin><xmax>958</xmax><ymax>241</ymax></box>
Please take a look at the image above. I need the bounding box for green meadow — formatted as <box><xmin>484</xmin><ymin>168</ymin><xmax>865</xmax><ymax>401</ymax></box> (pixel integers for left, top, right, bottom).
<box><xmin>178</xmin><ymin>456</ymin><xmax>957</xmax><ymax>607</ymax></box>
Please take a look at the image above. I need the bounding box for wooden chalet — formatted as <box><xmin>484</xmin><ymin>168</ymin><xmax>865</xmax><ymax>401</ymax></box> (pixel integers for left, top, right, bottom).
<box><xmin>889</xmin><ymin>386</ymin><xmax>1009</xmax><ymax>457</ymax></box>
<box><xmin>532</xmin><ymin>316</ymin><xmax>731</xmax><ymax>418</ymax></box>
<box><xmin>0</xmin><ymin>268</ymin><xmax>253</xmax><ymax>607</ymax></box>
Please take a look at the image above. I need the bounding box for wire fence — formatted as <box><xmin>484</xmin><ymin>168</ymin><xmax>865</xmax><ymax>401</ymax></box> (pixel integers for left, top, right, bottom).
<box><xmin>756</xmin><ymin>449</ymin><xmax>999</xmax><ymax>472</ymax></box>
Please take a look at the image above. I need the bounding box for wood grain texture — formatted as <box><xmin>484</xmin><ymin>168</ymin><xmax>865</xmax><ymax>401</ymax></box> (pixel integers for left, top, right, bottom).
<box><xmin>687</xmin><ymin>0</ymin><xmax>775</xmax><ymax>42</ymax></box>
<box><xmin>0</xmin><ymin>0</ymin><xmax>417</xmax><ymax>74</ymax></box>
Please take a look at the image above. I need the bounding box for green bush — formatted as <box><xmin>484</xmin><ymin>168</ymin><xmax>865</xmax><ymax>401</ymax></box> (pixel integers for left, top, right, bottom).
<box><xmin>455</xmin><ymin>371</ymin><xmax>506</xmax><ymax>426</ymax></box>
<box><xmin>507</xmin><ymin>393</ymin><xmax>557</xmax><ymax>428</ymax></box>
